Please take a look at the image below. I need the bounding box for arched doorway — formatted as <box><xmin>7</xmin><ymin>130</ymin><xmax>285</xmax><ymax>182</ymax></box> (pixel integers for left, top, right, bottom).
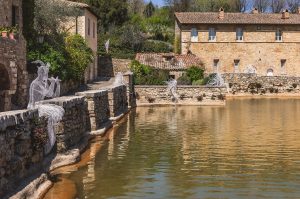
<box><xmin>0</xmin><ymin>64</ymin><xmax>10</xmax><ymax>112</ymax></box>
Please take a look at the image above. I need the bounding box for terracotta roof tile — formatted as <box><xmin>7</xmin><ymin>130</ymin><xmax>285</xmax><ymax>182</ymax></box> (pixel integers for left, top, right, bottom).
<box><xmin>135</xmin><ymin>53</ymin><xmax>204</xmax><ymax>71</ymax></box>
<box><xmin>175</xmin><ymin>12</ymin><xmax>300</xmax><ymax>25</ymax></box>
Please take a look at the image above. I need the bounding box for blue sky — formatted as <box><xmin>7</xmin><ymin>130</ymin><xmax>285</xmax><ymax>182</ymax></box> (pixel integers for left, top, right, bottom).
<box><xmin>145</xmin><ymin>0</ymin><xmax>165</xmax><ymax>7</ymax></box>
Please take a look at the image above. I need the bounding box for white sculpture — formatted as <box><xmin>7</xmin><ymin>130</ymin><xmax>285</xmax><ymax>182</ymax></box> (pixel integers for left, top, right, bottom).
<box><xmin>28</xmin><ymin>61</ymin><xmax>65</xmax><ymax>154</ymax></box>
<box><xmin>207</xmin><ymin>72</ymin><xmax>230</xmax><ymax>93</ymax></box>
<box><xmin>244</xmin><ymin>65</ymin><xmax>257</xmax><ymax>74</ymax></box>
<box><xmin>166</xmin><ymin>78</ymin><xmax>179</xmax><ymax>102</ymax></box>
<box><xmin>113</xmin><ymin>72</ymin><xmax>126</xmax><ymax>86</ymax></box>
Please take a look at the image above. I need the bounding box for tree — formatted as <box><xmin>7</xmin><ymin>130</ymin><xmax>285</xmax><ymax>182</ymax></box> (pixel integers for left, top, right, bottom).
<box><xmin>233</xmin><ymin>0</ymin><xmax>249</xmax><ymax>12</ymax></box>
<box><xmin>271</xmin><ymin>0</ymin><xmax>286</xmax><ymax>13</ymax></box>
<box><xmin>287</xmin><ymin>0</ymin><xmax>300</xmax><ymax>13</ymax></box>
<box><xmin>128</xmin><ymin>0</ymin><xmax>145</xmax><ymax>15</ymax></box>
<box><xmin>144</xmin><ymin>1</ymin><xmax>156</xmax><ymax>18</ymax></box>
<box><xmin>85</xmin><ymin>0</ymin><xmax>128</xmax><ymax>32</ymax></box>
<box><xmin>254</xmin><ymin>0</ymin><xmax>270</xmax><ymax>12</ymax></box>
<box><xmin>34</xmin><ymin>0</ymin><xmax>81</xmax><ymax>35</ymax></box>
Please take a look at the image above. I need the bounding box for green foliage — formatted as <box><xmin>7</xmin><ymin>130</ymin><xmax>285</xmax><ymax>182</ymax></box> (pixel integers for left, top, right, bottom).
<box><xmin>22</xmin><ymin>0</ymin><xmax>35</xmax><ymax>40</ymax></box>
<box><xmin>86</xmin><ymin>0</ymin><xmax>128</xmax><ymax>32</ymax></box>
<box><xmin>186</xmin><ymin>66</ymin><xmax>204</xmax><ymax>82</ymax></box>
<box><xmin>65</xmin><ymin>34</ymin><xmax>94</xmax><ymax>80</ymax></box>
<box><xmin>144</xmin><ymin>1</ymin><xmax>155</xmax><ymax>18</ymax></box>
<box><xmin>177</xmin><ymin>74</ymin><xmax>192</xmax><ymax>85</ymax></box>
<box><xmin>130</xmin><ymin>60</ymin><xmax>169</xmax><ymax>85</ymax></box>
<box><xmin>174</xmin><ymin>36</ymin><xmax>181</xmax><ymax>54</ymax></box>
<box><xmin>142</xmin><ymin>40</ymin><xmax>173</xmax><ymax>53</ymax></box>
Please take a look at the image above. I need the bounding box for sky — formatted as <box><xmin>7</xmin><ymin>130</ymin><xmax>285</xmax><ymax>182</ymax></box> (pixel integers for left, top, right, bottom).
<box><xmin>145</xmin><ymin>0</ymin><xmax>165</xmax><ymax>7</ymax></box>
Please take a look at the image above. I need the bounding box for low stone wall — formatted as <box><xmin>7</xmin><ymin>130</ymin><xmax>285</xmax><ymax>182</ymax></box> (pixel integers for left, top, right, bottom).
<box><xmin>135</xmin><ymin>85</ymin><xmax>226</xmax><ymax>105</ymax></box>
<box><xmin>107</xmin><ymin>85</ymin><xmax>128</xmax><ymax>118</ymax></box>
<box><xmin>39</xmin><ymin>96</ymin><xmax>88</xmax><ymax>153</ymax></box>
<box><xmin>0</xmin><ymin>109</ymin><xmax>46</xmax><ymax>197</ymax></box>
<box><xmin>76</xmin><ymin>90</ymin><xmax>110</xmax><ymax>131</ymax></box>
<box><xmin>223</xmin><ymin>74</ymin><xmax>300</xmax><ymax>95</ymax></box>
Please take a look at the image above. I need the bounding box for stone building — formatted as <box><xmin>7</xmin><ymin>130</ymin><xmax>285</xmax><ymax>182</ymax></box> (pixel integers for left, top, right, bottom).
<box><xmin>0</xmin><ymin>0</ymin><xmax>28</xmax><ymax>112</ymax></box>
<box><xmin>135</xmin><ymin>53</ymin><xmax>204</xmax><ymax>79</ymax></box>
<box><xmin>62</xmin><ymin>1</ymin><xmax>98</xmax><ymax>83</ymax></box>
<box><xmin>175</xmin><ymin>8</ymin><xmax>300</xmax><ymax>76</ymax></box>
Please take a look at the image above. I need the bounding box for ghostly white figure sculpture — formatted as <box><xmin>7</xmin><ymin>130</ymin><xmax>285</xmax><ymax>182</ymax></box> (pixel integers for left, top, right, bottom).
<box><xmin>28</xmin><ymin>61</ymin><xmax>65</xmax><ymax>154</ymax></box>
<box><xmin>113</xmin><ymin>72</ymin><xmax>125</xmax><ymax>86</ymax></box>
<box><xmin>166</xmin><ymin>78</ymin><xmax>179</xmax><ymax>102</ymax></box>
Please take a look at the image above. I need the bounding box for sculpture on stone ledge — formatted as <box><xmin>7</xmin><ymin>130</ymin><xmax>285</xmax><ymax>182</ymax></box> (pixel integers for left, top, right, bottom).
<box><xmin>28</xmin><ymin>60</ymin><xmax>64</xmax><ymax>154</ymax></box>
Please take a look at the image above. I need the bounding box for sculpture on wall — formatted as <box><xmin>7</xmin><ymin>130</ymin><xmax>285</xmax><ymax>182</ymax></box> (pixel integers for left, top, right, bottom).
<box><xmin>166</xmin><ymin>78</ymin><xmax>179</xmax><ymax>102</ymax></box>
<box><xmin>28</xmin><ymin>61</ymin><xmax>64</xmax><ymax>154</ymax></box>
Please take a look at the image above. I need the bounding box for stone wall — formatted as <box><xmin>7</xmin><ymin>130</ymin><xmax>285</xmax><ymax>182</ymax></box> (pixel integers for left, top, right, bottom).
<box><xmin>39</xmin><ymin>96</ymin><xmax>88</xmax><ymax>152</ymax></box>
<box><xmin>0</xmin><ymin>109</ymin><xmax>46</xmax><ymax>197</ymax></box>
<box><xmin>0</xmin><ymin>0</ymin><xmax>28</xmax><ymax>112</ymax></box>
<box><xmin>223</xmin><ymin>73</ymin><xmax>300</xmax><ymax>95</ymax></box>
<box><xmin>76</xmin><ymin>90</ymin><xmax>110</xmax><ymax>131</ymax></box>
<box><xmin>98</xmin><ymin>56</ymin><xmax>131</xmax><ymax>77</ymax></box>
<box><xmin>135</xmin><ymin>85</ymin><xmax>226</xmax><ymax>105</ymax></box>
<box><xmin>107</xmin><ymin>85</ymin><xmax>128</xmax><ymax>118</ymax></box>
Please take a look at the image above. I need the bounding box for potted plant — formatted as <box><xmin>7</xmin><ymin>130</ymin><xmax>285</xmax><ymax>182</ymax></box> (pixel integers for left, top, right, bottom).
<box><xmin>0</xmin><ymin>27</ymin><xmax>8</xmax><ymax>38</ymax></box>
<box><xmin>9</xmin><ymin>26</ymin><xmax>18</xmax><ymax>40</ymax></box>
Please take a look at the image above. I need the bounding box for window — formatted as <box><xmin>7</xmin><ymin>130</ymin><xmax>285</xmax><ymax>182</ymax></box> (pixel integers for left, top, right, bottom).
<box><xmin>93</xmin><ymin>22</ymin><xmax>95</xmax><ymax>38</ymax></box>
<box><xmin>209</xmin><ymin>28</ymin><xmax>216</xmax><ymax>41</ymax></box>
<box><xmin>281</xmin><ymin>59</ymin><xmax>286</xmax><ymax>75</ymax></box>
<box><xmin>234</xmin><ymin>60</ymin><xmax>240</xmax><ymax>73</ymax></box>
<box><xmin>213</xmin><ymin>59</ymin><xmax>219</xmax><ymax>72</ymax></box>
<box><xmin>88</xmin><ymin>18</ymin><xmax>90</xmax><ymax>36</ymax></box>
<box><xmin>276</xmin><ymin>29</ymin><xmax>282</xmax><ymax>41</ymax></box>
<box><xmin>236</xmin><ymin>28</ymin><xmax>243</xmax><ymax>41</ymax></box>
<box><xmin>12</xmin><ymin>6</ymin><xmax>19</xmax><ymax>26</ymax></box>
<box><xmin>191</xmin><ymin>28</ymin><xmax>198</xmax><ymax>42</ymax></box>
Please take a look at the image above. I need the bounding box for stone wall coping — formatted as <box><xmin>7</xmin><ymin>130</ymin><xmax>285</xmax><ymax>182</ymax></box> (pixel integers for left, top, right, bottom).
<box><xmin>135</xmin><ymin>85</ymin><xmax>226</xmax><ymax>88</ymax></box>
<box><xmin>0</xmin><ymin>109</ymin><xmax>38</xmax><ymax>131</ymax></box>
<box><xmin>75</xmin><ymin>89</ymin><xmax>108</xmax><ymax>98</ymax></box>
<box><xmin>101</xmin><ymin>84</ymin><xmax>127</xmax><ymax>91</ymax></box>
<box><xmin>37</xmin><ymin>96</ymin><xmax>85</xmax><ymax>108</ymax></box>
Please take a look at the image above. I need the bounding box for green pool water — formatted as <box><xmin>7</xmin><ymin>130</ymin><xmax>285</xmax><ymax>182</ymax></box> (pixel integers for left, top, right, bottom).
<box><xmin>52</xmin><ymin>98</ymin><xmax>300</xmax><ymax>199</ymax></box>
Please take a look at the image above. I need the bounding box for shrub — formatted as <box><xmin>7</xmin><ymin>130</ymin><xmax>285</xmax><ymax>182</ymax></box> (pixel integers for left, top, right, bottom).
<box><xmin>130</xmin><ymin>60</ymin><xmax>168</xmax><ymax>85</ymax></box>
<box><xmin>217</xmin><ymin>94</ymin><xmax>226</xmax><ymax>100</ymax></box>
<box><xmin>179</xmin><ymin>94</ymin><xmax>185</xmax><ymax>100</ymax></box>
<box><xmin>197</xmin><ymin>95</ymin><xmax>203</xmax><ymax>101</ymax></box>
<box><xmin>65</xmin><ymin>34</ymin><xmax>94</xmax><ymax>80</ymax></box>
<box><xmin>142</xmin><ymin>40</ymin><xmax>173</xmax><ymax>53</ymax></box>
<box><xmin>177</xmin><ymin>74</ymin><xmax>191</xmax><ymax>85</ymax></box>
<box><xmin>186</xmin><ymin>66</ymin><xmax>204</xmax><ymax>82</ymax></box>
<box><xmin>147</xmin><ymin>97</ymin><xmax>155</xmax><ymax>103</ymax></box>
<box><xmin>292</xmin><ymin>83</ymin><xmax>297</xmax><ymax>88</ymax></box>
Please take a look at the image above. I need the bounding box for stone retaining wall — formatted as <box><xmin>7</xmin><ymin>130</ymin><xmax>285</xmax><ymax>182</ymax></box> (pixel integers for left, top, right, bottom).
<box><xmin>223</xmin><ymin>74</ymin><xmax>300</xmax><ymax>95</ymax></box>
<box><xmin>135</xmin><ymin>85</ymin><xmax>227</xmax><ymax>105</ymax></box>
<box><xmin>76</xmin><ymin>90</ymin><xmax>110</xmax><ymax>131</ymax></box>
<box><xmin>107</xmin><ymin>85</ymin><xmax>128</xmax><ymax>117</ymax></box>
<box><xmin>0</xmin><ymin>109</ymin><xmax>46</xmax><ymax>197</ymax></box>
<box><xmin>0</xmin><ymin>81</ymin><xmax>134</xmax><ymax>197</ymax></box>
<box><xmin>39</xmin><ymin>96</ymin><xmax>88</xmax><ymax>152</ymax></box>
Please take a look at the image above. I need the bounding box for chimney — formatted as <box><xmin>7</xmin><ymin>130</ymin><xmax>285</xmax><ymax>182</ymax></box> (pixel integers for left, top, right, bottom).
<box><xmin>282</xmin><ymin>9</ymin><xmax>290</xmax><ymax>19</ymax></box>
<box><xmin>219</xmin><ymin>7</ymin><xmax>224</xmax><ymax>20</ymax></box>
<box><xmin>252</xmin><ymin>7</ymin><xmax>259</xmax><ymax>14</ymax></box>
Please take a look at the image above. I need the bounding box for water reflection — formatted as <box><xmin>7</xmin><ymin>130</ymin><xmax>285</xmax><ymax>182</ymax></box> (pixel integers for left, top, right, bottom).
<box><xmin>51</xmin><ymin>98</ymin><xmax>300</xmax><ymax>199</ymax></box>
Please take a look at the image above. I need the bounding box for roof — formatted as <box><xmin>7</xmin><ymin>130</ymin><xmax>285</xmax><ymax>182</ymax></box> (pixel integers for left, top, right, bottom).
<box><xmin>175</xmin><ymin>12</ymin><xmax>300</xmax><ymax>25</ymax></box>
<box><xmin>61</xmin><ymin>0</ymin><xmax>99</xmax><ymax>18</ymax></box>
<box><xmin>135</xmin><ymin>53</ymin><xmax>204</xmax><ymax>71</ymax></box>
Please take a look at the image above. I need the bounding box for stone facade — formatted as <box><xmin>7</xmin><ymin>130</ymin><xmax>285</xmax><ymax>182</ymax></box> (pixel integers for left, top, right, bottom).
<box><xmin>0</xmin><ymin>0</ymin><xmax>28</xmax><ymax>112</ymax></box>
<box><xmin>135</xmin><ymin>85</ymin><xmax>226</xmax><ymax>105</ymax></box>
<box><xmin>223</xmin><ymin>73</ymin><xmax>300</xmax><ymax>95</ymax></box>
<box><xmin>175</xmin><ymin>11</ymin><xmax>300</xmax><ymax>76</ymax></box>
<box><xmin>76</xmin><ymin>90</ymin><xmax>110</xmax><ymax>131</ymax></box>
